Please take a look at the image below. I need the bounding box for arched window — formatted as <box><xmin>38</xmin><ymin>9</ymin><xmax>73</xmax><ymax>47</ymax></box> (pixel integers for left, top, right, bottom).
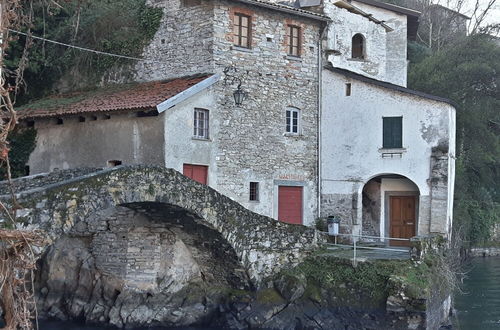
<box><xmin>352</xmin><ymin>33</ymin><xmax>366</xmax><ymax>59</ymax></box>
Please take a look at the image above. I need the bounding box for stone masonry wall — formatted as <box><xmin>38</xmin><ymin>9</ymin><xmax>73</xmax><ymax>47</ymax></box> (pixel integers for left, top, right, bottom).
<box><xmin>6</xmin><ymin>166</ymin><xmax>326</xmax><ymax>284</ymax></box>
<box><xmin>134</xmin><ymin>0</ymin><xmax>323</xmax><ymax>224</ymax></box>
<box><xmin>209</xmin><ymin>1</ymin><xmax>322</xmax><ymax>224</ymax></box>
<box><xmin>135</xmin><ymin>0</ymin><xmax>215</xmax><ymax>82</ymax></box>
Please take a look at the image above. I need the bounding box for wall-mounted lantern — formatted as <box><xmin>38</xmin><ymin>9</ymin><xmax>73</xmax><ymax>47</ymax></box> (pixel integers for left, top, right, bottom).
<box><xmin>233</xmin><ymin>82</ymin><xmax>247</xmax><ymax>107</ymax></box>
<box><xmin>224</xmin><ymin>66</ymin><xmax>248</xmax><ymax>107</ymax></box>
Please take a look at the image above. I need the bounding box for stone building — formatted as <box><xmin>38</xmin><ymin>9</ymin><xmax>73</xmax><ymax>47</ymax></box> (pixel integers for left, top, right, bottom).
<box><xmin>17</xmin><ymin>0</ymin><xmax>456</xmax><ymax>241</ymax></box>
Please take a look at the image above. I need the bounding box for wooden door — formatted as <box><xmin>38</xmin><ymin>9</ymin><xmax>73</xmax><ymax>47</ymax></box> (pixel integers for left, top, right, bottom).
<box><xmin>389</xmin><ymin>196</ymin><xmax>416</xmax><ymax>246</ymax></box>
<box><xmin>278</xmin><ymin>186</ymin><xmax>303</xmax><ymax>225</ymax></box>
<box><xmin>182</xmin><ymin>164</ymin><xmax>208</xmax><ymax>185</ymax></box>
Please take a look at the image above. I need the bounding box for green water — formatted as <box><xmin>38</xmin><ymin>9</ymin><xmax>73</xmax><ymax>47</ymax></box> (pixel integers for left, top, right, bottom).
<box><xmin>453</xmin><ymin>257</ymin><xmax>500</xmax><ymax>329</ymax></box>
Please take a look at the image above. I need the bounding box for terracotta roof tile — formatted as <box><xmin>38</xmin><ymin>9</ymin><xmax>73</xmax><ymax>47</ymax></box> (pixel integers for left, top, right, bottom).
<box><xmin>16</xmin><ymin>75</ymin><xmax>211</xmax><ymax>119</ymax></box>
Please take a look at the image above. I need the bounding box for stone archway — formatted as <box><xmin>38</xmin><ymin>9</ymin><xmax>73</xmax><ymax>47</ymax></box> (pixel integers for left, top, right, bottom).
<box><xmin>35</xmin><ymin>202</ymin><xmax>250</xmax><ymax>327</ymax></box>
<box><xmin>7</xmin><ymin>166</ymin><xmax>323</xmax><ymax>283</ymax></box>
<box><xmin>361</xmin><ymin>174</ymin><xmax>420</xmax><ymax>245</ymax></box>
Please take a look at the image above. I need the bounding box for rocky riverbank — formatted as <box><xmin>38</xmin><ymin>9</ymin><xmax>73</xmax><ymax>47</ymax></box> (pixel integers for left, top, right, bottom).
<box><xmin>34</xmin><ymin>243</ymin><xmax>451</xmax><ymax>329</ymax></box>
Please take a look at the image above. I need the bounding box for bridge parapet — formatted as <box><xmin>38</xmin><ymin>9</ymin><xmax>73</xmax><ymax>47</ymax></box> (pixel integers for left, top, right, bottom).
<box><xmin>1</xmin><ymin>166</ymin><xmax>325</xmax><ymax>284</ymax></box>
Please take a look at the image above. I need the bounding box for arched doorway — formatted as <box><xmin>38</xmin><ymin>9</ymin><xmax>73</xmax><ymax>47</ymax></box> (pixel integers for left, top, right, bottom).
<box><xmin>362</xmin><ymin>174</ymin><xmax>420</xmax><ymax>246</ymax></box>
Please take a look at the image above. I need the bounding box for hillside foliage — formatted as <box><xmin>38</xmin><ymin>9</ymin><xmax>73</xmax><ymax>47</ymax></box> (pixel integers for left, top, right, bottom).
<box><xmin>408</xmin><ymin>35</ymin><xmax>500</xmax><ymax>245</ymax></box>
<box><xmin>5</xmin><ymin>0</ymin><xmax>162</xmax><ymax>103</ymax></box>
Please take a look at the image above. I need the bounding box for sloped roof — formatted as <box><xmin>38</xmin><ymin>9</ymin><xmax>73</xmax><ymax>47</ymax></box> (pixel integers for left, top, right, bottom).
<box><xmin>351</xmin><ymin>0</ymin><xmax>421</xmax><ymax>40</ymax></box>
<box><xmin>325</xmin><ymin>65</ymin><xmax>456</xmax><ymax>107</ymax></box>
<box><xmin>16</xmin><ymin>75</ymin><xmax>211</xmax><ymax>119</ymax></box>
<box><xmin>231</xmin><ymin>0</ymin><xmax>331</xmax><ymax>21</ymax></box>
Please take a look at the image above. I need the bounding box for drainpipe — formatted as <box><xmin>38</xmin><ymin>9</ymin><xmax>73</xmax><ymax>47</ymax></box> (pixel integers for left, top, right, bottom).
<box><xmin>317</xmin><ymin>21</ymin><xmax>328</xmax><ymax>220</ymax></box>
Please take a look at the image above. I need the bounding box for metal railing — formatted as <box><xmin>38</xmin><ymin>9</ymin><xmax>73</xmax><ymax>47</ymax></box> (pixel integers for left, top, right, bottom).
<box><xmin>321</xmin><ymin>233</ymin><xmax>411</xmax><ymax>266</ymax></box>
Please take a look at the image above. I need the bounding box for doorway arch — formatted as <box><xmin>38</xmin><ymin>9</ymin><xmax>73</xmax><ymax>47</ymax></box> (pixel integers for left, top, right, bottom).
<box><xmin>361</xmin><ymin>174</ymin><xmax>420</xmax><ymax>246</ymax></box>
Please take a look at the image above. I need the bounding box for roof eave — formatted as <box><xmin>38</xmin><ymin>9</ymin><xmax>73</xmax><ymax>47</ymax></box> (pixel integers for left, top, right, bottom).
<box><xmin>230</xmin><ymin>0</ymin><xmax>331</xmax><ymax>22</ymax></box>
<box><xmin>324</xmin><ymin>65</ymin><xmax>457</xmax><ymax>108</ymax></box>
<box><xmin>156</xmin><ymin>74</ymin><xmax>221</xmax><ymax>113</ymax></box>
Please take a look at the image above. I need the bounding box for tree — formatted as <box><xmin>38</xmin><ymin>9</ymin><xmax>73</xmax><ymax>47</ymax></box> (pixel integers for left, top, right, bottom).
<box><xmin>408</xmin><ymin>34</ymin><xmax>500</xmax><ymax>245</ymax></box>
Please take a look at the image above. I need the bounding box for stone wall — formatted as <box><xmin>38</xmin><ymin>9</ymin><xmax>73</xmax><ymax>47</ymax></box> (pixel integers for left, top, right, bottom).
<box><xmin>0</xmin><ymin>167</ymin><xmax>101</xmax><ymax>196</ymax></box>
<box><xmin>210</xmin><ymin>0</ymin><xmax>322</xmax><ymax>224</ymax></box>
<box><xmin>6</xmin><ymin>166</ymin><xmax>326</xmax><ymax>284</ymax></box>
<box><xmin>135</xmin><ymin>0</ymin><xmax>215</xmax><ymax>81</ymax></box>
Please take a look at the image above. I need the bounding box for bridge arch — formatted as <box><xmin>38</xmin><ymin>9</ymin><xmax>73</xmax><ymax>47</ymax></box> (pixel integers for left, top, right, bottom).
<box><xmin>9</xmin><ymin>166</ymin><xmax>324</xmax><ymax>284</ymax></box>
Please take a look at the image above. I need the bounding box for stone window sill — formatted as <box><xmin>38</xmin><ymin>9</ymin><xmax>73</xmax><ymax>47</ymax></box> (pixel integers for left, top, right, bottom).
<box><xmin>231</xmin><ymin>45</ymin><xmax>253</xmax><ymax>53</ymax></box>
<box><xmin>284</xmin><ymin>133</ymin><xmax>304</xmax><ymax>138</ymax></box>
<box><xmin>286</xmin><ymin>55</ymin><xmax>302</xmax><ymax>62</ymax></box>
<box><xmin>192</xmin><ymin>137</ymin><xmax>212</xmax><ymax>142</ymax></box>
<box><xmin>379</xmin><ymin>147</ymin><xmax>406</xmax><ymax>158</ymax></box>
<box><xmin>347</xmin><ymin>58</ymin><xmax>368</xmax><ymax>62</ymax></box>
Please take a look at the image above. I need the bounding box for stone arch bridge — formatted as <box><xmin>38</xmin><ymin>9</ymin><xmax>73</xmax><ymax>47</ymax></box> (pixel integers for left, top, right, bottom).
<box><xmin>1</xmin><ymin>166</ymin><xmax>324</xmax><ymax>284</ymax></box>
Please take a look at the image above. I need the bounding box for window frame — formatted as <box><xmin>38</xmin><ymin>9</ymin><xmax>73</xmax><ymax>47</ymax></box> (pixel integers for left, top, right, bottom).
<box><xmin>287</xmin><ymin>25</ymin><xmax>301</xmax><ymax>57</ymax></box>
<box><xmin>382</xmin><ymin>116</ymin><xmax>403</xmax><ymax>149</ymax></box>
<box><xmin>351</xmin><ymin>33</ymin><xmax>366</xmax><ymax>59</ymax></box>
<box><xmin>249</xmin><ymin>182</ymin><xmax>259</xmax><ymax>202</ymax></box>
<box><xmin>285</xmin><ymin>107</ymin><xmax>301</xmax><ymax>135</ymax></box>
<box><xmin>193</xmin><ymin>108</ymin><xmax>210</xmax><ymax>140</ymax></box>
<box><xmin>233</xmin><ymin>13</ymin><xmax>252</xmax><ymax>49</ymax></box>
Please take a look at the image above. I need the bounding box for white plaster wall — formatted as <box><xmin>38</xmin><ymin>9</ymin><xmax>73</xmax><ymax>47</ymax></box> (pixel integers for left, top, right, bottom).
<box><xmin>321</xmin><ymin>70</ymin><xmax>456</xmax><ymax>235</ymax></box>
<box><xmin>352</xmin><ymin>1</ymin><xmax>409</xmax><ymax>87</ymax></box>
<box><xmin>323</xmin><ymin>0</ymin><xmax>408</xmax><ymax>86</ymax></box>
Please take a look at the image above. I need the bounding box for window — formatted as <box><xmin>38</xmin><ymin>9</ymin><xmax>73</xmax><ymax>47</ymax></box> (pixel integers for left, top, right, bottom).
<box><xmin>383</xmin><ymin>117</ymin><xmax>403</xmax><ymax>148</ymax></box>
<box><xmin>193</xmin><ymin>108</ymin><xmax>209</xmax><ymax>139</ymax></box>
<box><xmin>286</xmin><ymin>107</ymin><xmax>300</xmax><ymax>134</ymax></box>
<box><xmin>233</xmin><ymin>13</ymin><xmax>251</xmax><ymax>48</ymax></box>
<box><xmin>352</xmin><ymin>33</ymin><xmax>365</xmax><ymax>59</ymax></box>
<box><xmin>345</xmin><ymin>83</ymin><xmax>352</xmax><ymax>96</ymax></box>
<box><xmin>249</xmin><ymin>182</ymin><xmax>259</xmax><ymax>201</ymax></box>
<box><xmin>107</xmin><ymin>160</ymin><xmax>122</xmax><ymax>167</ymax></box>
<box><xmin>287</xmin><ymin>25</ymin><xmax>301</xmax><ymax>57</ymax></box>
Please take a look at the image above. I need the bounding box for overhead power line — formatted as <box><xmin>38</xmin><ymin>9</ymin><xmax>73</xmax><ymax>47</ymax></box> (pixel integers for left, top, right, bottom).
<box><xmin>8</xmin><ymin>29</ymin><xmax>156</xmax><ymax>62</ymax></box>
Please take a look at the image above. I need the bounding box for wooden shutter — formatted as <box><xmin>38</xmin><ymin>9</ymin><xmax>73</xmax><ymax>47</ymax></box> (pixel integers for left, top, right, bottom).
<box><xmin>383</xmin><ymin>117</ymin><xmax>402</xmax><ymax>148</ymax></box>
<box><xmin>183</xmin><ymin>164</ymin><xmax>208</xmax><ymax>185</ymax></box>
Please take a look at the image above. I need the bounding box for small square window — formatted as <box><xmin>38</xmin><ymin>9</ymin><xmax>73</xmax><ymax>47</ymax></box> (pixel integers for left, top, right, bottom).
<box><xmin>383</xmin><ymin>117</ymin><xmax>403</xmax><ymax>148</ymax></box>
<box><xmin>249</xmin><ymin>182</ymin><xmax>259</xmax><ymax>201</ymax></box>
<box><xmin>234</xmin><ymin>13</ymin><xmax>251</xmax><ymax>48</ymax></box>
<box><xmin>286</xmin><ymin>108</ymin><xmax>300</xmax><ymax>134</ymax></box>
<box><xmin>194</xmin><ymin>108</ymin><xmax>209</xmax><ymax>139</ymax></box>
<box><xmin>287</xmin><ymin>25</ymin><xmax>301</xmax><ymax>57</ymax></box>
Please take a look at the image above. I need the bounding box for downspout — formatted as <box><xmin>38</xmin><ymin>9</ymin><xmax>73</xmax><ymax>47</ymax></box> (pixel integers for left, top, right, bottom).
<box><xmin>317</xmin><ymin>21</ymin><xmax>328</xmax><ymax>221</ymax></box>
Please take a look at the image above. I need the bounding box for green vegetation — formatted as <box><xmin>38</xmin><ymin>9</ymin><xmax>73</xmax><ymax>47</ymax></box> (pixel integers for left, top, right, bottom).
<box><xmin>281</xmin><ymin>254</ymin><xmax>431</xmax><ymax>306</ymax></box>
<box><xmin>1</xmin><ymin>128</ymin><xmax>37</xmax><ymax>179</ymax></box>
<box><xmin>6</xmin><ymin>0</ymin><xmax>162</xmax><ymax>104</ymax></box>
<box><xmin>407</xmin><ymin>35</ymin><xmax>500</xmax><ymax>245</ymax></box>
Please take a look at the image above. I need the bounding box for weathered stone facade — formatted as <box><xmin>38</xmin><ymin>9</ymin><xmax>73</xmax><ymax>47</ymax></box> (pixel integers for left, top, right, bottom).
<box><xmin>134</xmin><ymin>0</ymin><xmax>326</xmax><ymax>225</ymax></box>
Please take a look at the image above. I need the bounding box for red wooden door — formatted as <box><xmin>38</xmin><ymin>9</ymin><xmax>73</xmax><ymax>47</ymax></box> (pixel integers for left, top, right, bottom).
<box><xmin>278</xmin><ymin>186</ymin><xmax>303</xmax><ymax>225</ymax></box>
<box><xmin>389</xmin><ymin>196</ymin><xmax>416</xmax><ymax>246</ymax></box>
<box><xmin>182</xmin><ymin>164</ymin><xmax>208</xmax><ymax>185</ymax></box>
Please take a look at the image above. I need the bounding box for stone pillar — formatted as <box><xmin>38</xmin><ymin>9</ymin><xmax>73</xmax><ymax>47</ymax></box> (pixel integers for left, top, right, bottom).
<box><xmin>429</xmin><ymin>147</ymin><xmax>450</xmax><ymax>235</ymax></box>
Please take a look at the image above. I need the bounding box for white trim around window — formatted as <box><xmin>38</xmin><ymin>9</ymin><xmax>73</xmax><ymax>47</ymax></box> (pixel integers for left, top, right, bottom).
<box><xmin>285</xmin><ymin>107</ymin><xmax>301</xmax><ymax>135</ymax></box>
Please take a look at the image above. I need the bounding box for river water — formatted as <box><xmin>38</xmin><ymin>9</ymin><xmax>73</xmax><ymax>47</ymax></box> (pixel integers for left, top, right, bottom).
<box><xmin>453</xmin><ymin>257</ymin><xmax>500</xmax><ymax>329</ymax></box>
